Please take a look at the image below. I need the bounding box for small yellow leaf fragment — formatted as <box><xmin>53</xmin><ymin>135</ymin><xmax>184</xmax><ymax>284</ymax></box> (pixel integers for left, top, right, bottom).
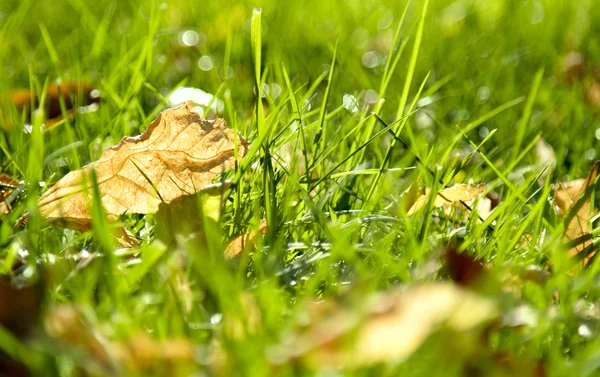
<box><xmin>38</xmin><ymin>103</ymin><xmax>248</xmax><ymax>230</ymax></box>
<box><xmin>407</xmin><ymin>183</ymin><xmax>486</xmax><ymax>216</ymax></box>
<box><xmin>224</xmin><ymin>220</ymin><xmax>268</xmax><ymax>259</ymax></box>
<box><xmin>274</xmin><ymin>283</ymin><xmax>497</xmax><ymax>368</ymax></box>
<box><xmin>554</xmin><ymin>160</ymin><xmax>600</xmax><ymax>261</ymax></box>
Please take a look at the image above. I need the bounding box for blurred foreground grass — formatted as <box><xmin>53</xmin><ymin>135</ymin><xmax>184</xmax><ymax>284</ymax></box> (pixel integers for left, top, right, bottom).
<box><xmin>1</xmin><ymin>0</ymin><xmax>600</xmax><ymax>376</ymax></box>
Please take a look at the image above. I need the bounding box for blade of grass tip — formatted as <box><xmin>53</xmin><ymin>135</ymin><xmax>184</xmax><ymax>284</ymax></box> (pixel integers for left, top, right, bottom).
<box><xmin>251</xmin><ymin>8</ymin><xmax>266</xmax><ymax>141</ymax></box>
<box><xmin>282</xmin><ymin>65</ymin><xmax>309</xmax><ymax>177</ymax></box>
<box><xmin>39</xmin><ymin>24</ymin><xmax>61</xmax><ymax>74</ymax></box>
<box><xmin>271</xmin><ymin>154</ymin><xmax>336</xmax><ymax>242</ymax></box>
<box><xmin>360</xmin><ymin>0</ymin><xmax>411</xmax><ymax>148</ymax></box>
<box><xmin>375</xmin><ymin>114</ymin><xmax>493</xmax><ymax>230</ymax></box>
<box><xmin>90</xmin><ymin>4</ymin><xmax>114</xmax><ymax>58</ymax></box>
<box><xmin>363</xmin><ymin>71</ymin><xmax>430</xmax><ymax>206</ymax></box>
<box><xmin>457</xmin><ymin>126</ymin><xmax>540</xmax><ymax>212</ymax></box>
<box><xmin>311</xmin><ymin>41</ymin><xmax>338</xmax><ymax>170</ymax></box>
<box><xmin>439</xmin><ymin>96</ymin><xmax>525</xmax><ymax>163</ymax></box>
<box><xmin>24</xmin><ymin>76</ymin><xmax>48</xmax><ymax>259</ymax></box>
<box><xmin>396</xmin><ymin>0</ymin><xmax>428</xmax><ymax>122</ymax></box>
<box><xmin>310</xmin><ymin>111</ymin><xmax>416</xmax><ymax>186</ymax></box>
<box><xmin>89</xmin><ymin>168</ymin><xmax>118</xmax><ymax>302</ymax></box>
<box><xmin>511</xmin><ymin>67</ymin><xmax>544</xmax><ymax>162</ymax></box>
<box><xmin>252</xmin><ymin>8</ymin><xmax>276</xmax><ymax>241</ymax></box>
<box><xmin>300</xmin><ymin>70</ymin><xmax>329</xmax><ymax>108</ymax></box>
<box><xmin>358</xmin><ymin>0</ymin><xmax>428</xmax><ymax>205</ymax></box>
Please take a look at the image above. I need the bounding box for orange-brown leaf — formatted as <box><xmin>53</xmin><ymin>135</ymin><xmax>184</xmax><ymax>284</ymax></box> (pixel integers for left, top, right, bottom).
<box><xmin>554</xmin><ymin>161</ymin><xmax>600</xmax><ymax>260</ymax></box>
<box><xmin>276</xmin><ymin>283</ymin><xmax>497</xmax><ymax>368</ymax></box>
<box><xmin>407</xmin><ymin>184</ymin><xmax>486</xmax><ymax>216</ymax></box>
<box><xmin>224</xmin><ymin>220</ymin><xmax>268</xmax><ymax>259</ymax></box>
<box><xmin>38</xmin><ymin>103</ymin><xmax>248</xmax><ymax>230</ymax></box>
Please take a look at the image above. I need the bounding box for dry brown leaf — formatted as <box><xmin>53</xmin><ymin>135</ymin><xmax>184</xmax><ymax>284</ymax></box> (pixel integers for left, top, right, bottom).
<box><xmin>0</xmin><ymin>174</ymin><xmax>19</xmax><ymax>215</ymax></box>
<box><xmin>224</xmin><ymin>220</ymin><xmax>268</xmax><ymax>259</ymax></box>
<box><xmin>114</xmin><ymin>227</ymin><xmax>141</xmax><ymax>248</ymax></box>
<box><xmin>46</xmin><ymin>305</ymin><xmax>197</xmax><ymax>375</ymax></box>
<box><xmin>1</xmin><ymin>82</ymin><xmax>100</xmax><ymax>130</ymax></box>
<box><xmin>554</xmin><ymin>161</ymin><xmax>600</xmax><ymax>262</ymax></box>
<box><xmin>38</xmin><ymin>103</ymin><xmax>248</xmax><ymax>230</ymax></box>
<box><xmin>407</xmin><ymin>183</ymin><xmax>486</xmax><ymax>216</ymax></box>
<box><xmin>274</xmin><ymin>283</ymin><xmax>497</xmax><ymax>368</ymax></box>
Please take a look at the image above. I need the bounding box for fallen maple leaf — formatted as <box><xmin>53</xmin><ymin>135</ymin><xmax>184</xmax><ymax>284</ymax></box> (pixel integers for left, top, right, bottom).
<box><xmin>407</xmin><ymin>184</ymin><xmax>486</xmax><ymax>216</ymax></box>
<box><xmin>554</xmin><ymin>161</ymin><xmax>600</xmax><ymax>261</ymax></box>
<box><xmin>38</xmin><ymin>103</ymin><xmax>248</xmax><ymax>230</ymax></box>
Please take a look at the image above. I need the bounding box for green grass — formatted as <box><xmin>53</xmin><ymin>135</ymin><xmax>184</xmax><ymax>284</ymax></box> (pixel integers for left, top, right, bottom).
<box><xmin>1</xmin><ymin>0</ymin><xmax>600</xmax><ymax>376</ymax></box>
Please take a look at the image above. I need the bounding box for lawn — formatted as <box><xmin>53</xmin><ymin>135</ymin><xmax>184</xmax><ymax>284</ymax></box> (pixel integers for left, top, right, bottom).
<box><xmin>1</xmin><ymin>0</ymin><xmax>600</xmax><ymax>376</ymax></box>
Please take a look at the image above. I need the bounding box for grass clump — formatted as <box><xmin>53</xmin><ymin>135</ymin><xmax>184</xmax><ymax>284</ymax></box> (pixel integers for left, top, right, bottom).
<box><xmin>1</xmin><ymin>0</ymin><xmax>600</xmax><ymax>376</ymax></box>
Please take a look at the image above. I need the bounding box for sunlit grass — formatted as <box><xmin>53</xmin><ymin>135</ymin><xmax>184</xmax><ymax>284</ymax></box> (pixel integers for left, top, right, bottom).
<box><xmin>1</xmin><ymin>0</ymin><xmax>600</xmax><ymax>376</ymax></box>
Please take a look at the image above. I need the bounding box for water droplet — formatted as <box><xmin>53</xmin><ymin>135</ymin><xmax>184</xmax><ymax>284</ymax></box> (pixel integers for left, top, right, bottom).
<box><xmin>198</xmin><ymin>55</ymin><xmax>213</xmax><ymax>71</ymax></box>
<box><xmin>351</xmin><ymin>28</ymin><xmax>369</xmax><ymax>49</ymax></box>
<box><xmin>579</xmin><ymin>323</ymin><xmax>593</xmax><ymax>338</ymax></box>
<box><xmin>210</xmin><ymin>313</ymin><xmax>223</xmax><ymax>325</ymax></box>
<box><xmin>442</xmin><ymin>2</ymin><xmax>467</xmax><ymax>28</ymax></box>
<box><xmin>362</xmin><ymin>51</ymin><xmax>379</xmax><ymax>68</ymax></box>
<box><xmin>530</xmin><ymin>0</ymin><xmax>544</xmax><ymax>24</ymax></box>
<box><xmin>220</xmin><ymin>66</ymin><xmax>234</xmax><ymax>79</ymax></box>
<box><xmin>363</xmin><ymin>89</ymin><xmax>378</xmax><ymax>105</ymax></box>
<box><xmin>595</xmin><ymin>127</ymin><xmax>600</xmax><ymax>140</ymax></box>
<box><xmin>180</xmin><ymin>30</ymin><xmax>199</xmax><ymax>46</ymax></box>
<box><xmin>479</xmin><ymin>127</ymin><xmax>489</xmax><ymax>138</ymax></box>
<box><xmin>271</xmin><ymin>83</ymin><xmax>282</xmax><ymax>99</ymax></box>
<box><xmin>378</xmin><ymin>9</ymin><xmax>394</xmax><ymax>30</ymax></box>
<box><xmin>343</xmin><ymin>94</ymin><xmax>359</xmax><ymax>113</ymax></box>
<box><xmin>416</xmin><ymin>109</ymin><xmax>433</xmax><ymax>128</ymax></box>
<box><xmin>477</xmin><ymin>86</ymin><xmax>490</xmax><ymax>102</ymax></box>
<box><xmin>587</xmin><ymin>149</ymin><xmax>597</xmax><ymax>160</ymax></box>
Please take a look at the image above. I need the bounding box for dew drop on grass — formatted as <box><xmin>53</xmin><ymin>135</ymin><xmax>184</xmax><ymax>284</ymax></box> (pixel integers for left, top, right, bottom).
<box><xmin>362</xmin><ymin>51</ymin><xmax>379</xmax><ymax>68</ymax></box>
<box><xmin>363</xmin><ymin>89</ymin><xmax>378</xmax><ymax>105</ymax></box>
<box><xmin>220</xmin><ymin>66</ymin><xmax>234</xmax><ymax>79</ymax></box>
<box><xmin>271</xmin><ymin>83</ymin><xmax>282</xmax><ymax>99</ymax></box>
<box><xmin>210</xmin><ymin>313</ymin><xmax>223</xmax><ymax>325</ymax></box>
<box><xmin>180</xmin><ymin>30</ymin><xmax>199</xmax><ymax>47</ymax></box>
<box><xmin>479</xmin><ymin>127</ymin><xmax>489</xmax><ymax>138</ymax></box>
<box><xmin>579</xmin><ymin>324</ymin><xmax>593</xmax><ymax>338</ymax></box>
<box><xmin>587</xmin><ymin>149</ymin><xmax>596</xmax><ymax>160</ymax></box>
<box><xmin>351</xmin><ymin>28</ymin><xmax>369</xmax><ymax>49</ymax></box>
<box><xmin>343</xmin><ymin>94</ymin><xmax>359</xmax><ymax>113</ymax></box>
<box><xmin>378</xmin><ymin>9</ymin><xmax>394</xmax><ymax>30</ymax></box>
<box><xmin>595</xmin><ymin>127</ymin><xmax>600</xmax><ymax>140</ymax></box>
<box><xmin>198</xmin><ymin>55</ymin><xmax>213</xmax><ymax>71</ymax></box>
<box><xmin>416</xmin><ymin>110</ymin><xmax>433</xmax><ymax>128</ymax></box>
<box><xmin>477</xmin><ymin>86</ymin><xmax>490</xmax><ymax>102</ymax></box>
<box><xmin>530</xmin><ymin>0</ymin><xmax>544</xmax><ymax>24</ymax></box>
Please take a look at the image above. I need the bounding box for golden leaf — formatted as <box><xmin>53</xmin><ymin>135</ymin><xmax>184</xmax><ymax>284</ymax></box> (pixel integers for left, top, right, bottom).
<box><xmin>554</xmin><ymin>161</ymin><xmax>600</xmax><ymax>261</ymax></box>
<box><xmin>407</xmin><ymin>184</ymin><xmax>486</xmax><ymax>216</ymax></box>
<box><xmin>224</xmin><ymin>220</ymin><xmax>268</xmax><ymax>259</ymax></box>
<box><xmin>1</xmin><ymin>82</ymin><xmax>100</xmax><ymax>130</ymax></box>
<box><xmin>38</xmin><ymin>103</ymin><xmax>248</xmax><ymax>230</ymax></box>
<box><xmin>0</xmin><ymin>174</ymin><xmax>19</xmax><ymax>215</ymax></box>
<box><xmin>275</xmin><ymin>283</ymin><xmax>497</xmax><ymax>368</ymax></box>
